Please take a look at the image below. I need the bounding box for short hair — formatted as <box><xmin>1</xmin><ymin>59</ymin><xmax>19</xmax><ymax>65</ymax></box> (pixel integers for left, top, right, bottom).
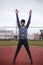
<box><xmin>21</xmin><ymin>19</ymin><xmax>25</xmax><ymax>23</ymax></box>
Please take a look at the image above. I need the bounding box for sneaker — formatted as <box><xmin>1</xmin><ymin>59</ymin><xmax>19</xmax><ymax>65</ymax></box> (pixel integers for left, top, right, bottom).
<box><xmin>13</xmin><ymin>60</ymin><xmax>16</xmax><ymax>64</ymax></box>
<box><xmin>13</xmin><ymin>62</ymin><xmax>16</xmax><ymax>64</ymax></box>
<box><xmin>30</xmin><ymin>60</ymin><xmax>33</xmax><ymax>64</ymax></box>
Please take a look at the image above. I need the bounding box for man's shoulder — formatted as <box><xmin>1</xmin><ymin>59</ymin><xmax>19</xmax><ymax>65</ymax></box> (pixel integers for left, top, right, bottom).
<box><xmin>19</xmin><ymin>26</ymin><xmax>27</xmax><ymax>30</ymax></box>
<box><xmin>20</xmin><ymin>25</ymin><xmax>27</xmax><ymax>27</ymax></box>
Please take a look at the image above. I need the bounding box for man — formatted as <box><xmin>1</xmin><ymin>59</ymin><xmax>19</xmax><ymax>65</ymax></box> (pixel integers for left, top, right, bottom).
<box><xmin>13</xmin><ymin>9</ymin><xmax>33</xmax><ymax>64</ymax></box>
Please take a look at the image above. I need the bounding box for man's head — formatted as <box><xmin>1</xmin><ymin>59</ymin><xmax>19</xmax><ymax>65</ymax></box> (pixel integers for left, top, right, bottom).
<box><xmin>21</xmin><ymin>19</ymin><xmax>25</xmax><ymax>26</ymax></box>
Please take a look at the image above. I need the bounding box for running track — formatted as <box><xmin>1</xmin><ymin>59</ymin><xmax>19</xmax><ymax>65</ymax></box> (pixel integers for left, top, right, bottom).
<box><xmin>0</xmin><ymin>46</ymin><xmax>43</xmax><ymax>65</ymax></box>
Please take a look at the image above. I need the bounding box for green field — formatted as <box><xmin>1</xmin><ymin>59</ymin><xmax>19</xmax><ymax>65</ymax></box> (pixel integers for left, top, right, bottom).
<box><xmin>0</xmin><ymin>40</ymin><xmax>43</xmax><ymax>47</ymax></box>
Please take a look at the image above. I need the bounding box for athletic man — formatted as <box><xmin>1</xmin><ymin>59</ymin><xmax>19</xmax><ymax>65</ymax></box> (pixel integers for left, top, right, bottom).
<box><xmin>13</xmin><ymin>9</ymin><xmax>33</xmax><ymax>64</ymax></box>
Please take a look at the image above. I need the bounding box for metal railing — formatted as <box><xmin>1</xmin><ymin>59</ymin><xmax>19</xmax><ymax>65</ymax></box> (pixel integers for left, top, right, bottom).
<box><xmin>0</xmin><ymin>26</ymin><xmax>43</xmax><ymax>40</ymax></box>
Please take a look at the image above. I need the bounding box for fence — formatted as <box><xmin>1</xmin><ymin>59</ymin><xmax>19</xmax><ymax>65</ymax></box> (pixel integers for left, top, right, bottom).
<box><xmin>0</xmin><ymin>26</ymin><xmax>43</xmax><ymax>40</ymax></box>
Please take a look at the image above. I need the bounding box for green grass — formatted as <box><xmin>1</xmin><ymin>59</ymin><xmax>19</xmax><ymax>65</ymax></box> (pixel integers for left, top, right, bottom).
<box><xmin>0</xmin><ymin>40</ymin><xmax>43</xmax><ymax>47</ymax></box>
<box><xmin>29</xmin><ymin>41</ymin><xmax>43</xmax><ymax>47</ymax></box>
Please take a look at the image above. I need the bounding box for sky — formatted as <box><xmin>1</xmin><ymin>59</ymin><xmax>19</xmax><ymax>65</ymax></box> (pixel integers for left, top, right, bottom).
<box><xmin>0</xmin><ymin>0</ymin><xmax>43</xmax><ymax>34</ymax></box>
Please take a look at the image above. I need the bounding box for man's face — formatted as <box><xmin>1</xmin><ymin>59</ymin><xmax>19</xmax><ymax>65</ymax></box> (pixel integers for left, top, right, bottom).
<box><xmin>21</xmin><ymin>22</ymin><xmax>25</xmax><ymax>26</ymax></box>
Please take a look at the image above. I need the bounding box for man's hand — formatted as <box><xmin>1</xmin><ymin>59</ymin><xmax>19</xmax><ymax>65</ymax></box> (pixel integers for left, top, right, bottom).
<box><xmin>29</xmin><ymin>10</ymin><xmax>32</xmax><ymax>15</ymax></box>
<box><xmin>15</xmin><ymin>9</ymin><xmax>19</xmax><ymax>14</ymax></box>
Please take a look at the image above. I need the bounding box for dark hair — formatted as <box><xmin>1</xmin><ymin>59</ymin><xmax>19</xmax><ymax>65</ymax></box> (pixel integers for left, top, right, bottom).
<box><xmin>21</xmin><ymin>19</ymin><xmax>25</xmax><ymax>23</ymax></box>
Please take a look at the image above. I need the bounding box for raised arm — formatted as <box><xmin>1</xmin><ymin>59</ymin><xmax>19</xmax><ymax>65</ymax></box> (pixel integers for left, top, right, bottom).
<box><xmin>15</xmin><ymin>9</ymin><xmax>20</xmax><ymax>27</ymax></box>
<box><xmin>26</xmin><ymin>10</ymin><xmax>32</xmax><ymax>28</ymax></box>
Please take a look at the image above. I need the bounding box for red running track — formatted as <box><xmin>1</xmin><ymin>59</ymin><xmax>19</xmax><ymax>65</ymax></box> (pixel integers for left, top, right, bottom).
<box><xmin>0</xmin><ymin>46</ymin><xmax>43</xmax><ymax>65</ymax></box>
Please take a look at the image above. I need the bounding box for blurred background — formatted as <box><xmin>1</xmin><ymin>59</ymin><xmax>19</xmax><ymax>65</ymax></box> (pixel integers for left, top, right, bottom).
<box><xmin>0</xmin><ymin>0</ymin><xmax>43</xmax><ymax>40</ymax></box>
